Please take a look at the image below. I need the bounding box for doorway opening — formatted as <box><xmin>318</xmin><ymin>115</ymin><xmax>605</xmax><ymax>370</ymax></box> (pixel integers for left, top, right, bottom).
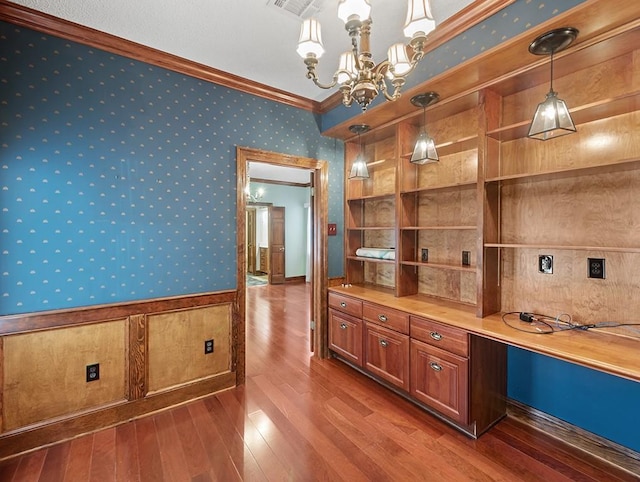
<box><xmin>236</xmin><ymin>146</ymin><xmax>329</xmax><ymax>385</ymax></box>
<box><xmin>246</xmin><ymin>205</ymin><xmax>270</xmax><ymax>287</ymax></box>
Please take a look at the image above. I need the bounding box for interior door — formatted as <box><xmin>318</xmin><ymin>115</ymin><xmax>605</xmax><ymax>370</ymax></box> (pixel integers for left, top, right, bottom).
<box><xmin>269</xmin><ymin>206</ymin><xmax>285</xmax><ymax>284</ymax></box>
<box><xmin>246</xmin><ymin>208</ymin><xmax>257</xmax><ymax>275</ymax></box>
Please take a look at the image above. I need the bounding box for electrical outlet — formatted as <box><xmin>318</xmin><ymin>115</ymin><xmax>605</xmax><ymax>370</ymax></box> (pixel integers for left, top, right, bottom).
<box><xmin>462</xmin><ymin>251</ymin><xmax>471</xmax><ymax>266</ymax></box>
<box><xmin>421</xmin><ymin>248</ymin><xmax>428</xmax><ymax>263</ymax></box>
<box><xmin>86</xmin><ymin>363</ymin><xmax>100</xmax><ymax>382</ymax></box>
<box><xmin>204</xmin><ymin>339</ymin><xmax>214</xmax><ymax>354</ymax></box>
<box><xmin>538</xmin><ymin>255</ymin><xmax>553</xmax><ymax>274</ymax></box>
<box><xmin>588</xmin><ymin>258</ymin><xmax>605</xmax><ymax>279</ymax></box>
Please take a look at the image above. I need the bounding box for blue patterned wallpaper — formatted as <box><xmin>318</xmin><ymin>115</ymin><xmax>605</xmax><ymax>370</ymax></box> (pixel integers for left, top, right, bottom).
<box><xmin>321</xmin><ymin>0</ymin><xmax>587</xmax><ymax>130</ymax></box>
<box><xmin>0</xmin><ymin>21</ymin><xmax>343</xmax><ymax>315</ymax></box>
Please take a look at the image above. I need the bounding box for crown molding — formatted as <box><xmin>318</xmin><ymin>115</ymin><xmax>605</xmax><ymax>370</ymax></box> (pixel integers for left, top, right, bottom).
<box><xmin>0</xmin><ymin>0</ymin><xmax>514</xmax><ymax>116</ymax></box>
<box><xmin>0</xmin><ymin>0</ymin><xmax>322</xmax><ymax>113</ymax></box>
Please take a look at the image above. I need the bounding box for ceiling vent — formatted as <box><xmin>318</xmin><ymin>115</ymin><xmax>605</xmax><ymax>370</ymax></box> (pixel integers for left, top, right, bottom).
<box><xmin>267</xmin><ymin>0</ymin><xmax>324</xmax><ymax>19</ymax></box>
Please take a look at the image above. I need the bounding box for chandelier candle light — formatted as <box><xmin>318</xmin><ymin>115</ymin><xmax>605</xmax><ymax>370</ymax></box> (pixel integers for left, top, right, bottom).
<box><xmin>297</xmin><ymin>0</ymin><xmax>436</xmax><ymax>111</ymax></box>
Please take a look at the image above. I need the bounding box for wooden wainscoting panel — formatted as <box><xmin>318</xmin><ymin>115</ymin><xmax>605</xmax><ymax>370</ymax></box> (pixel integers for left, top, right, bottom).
<box><xmin>2</xmin><ymin>319</ymin><xmax>128</xmax><ymax>431</ymax></box>
<box><xmin>128</xmin><ymin>314</ymin><xmax>146</xmax><ymax>400</ymax></box>
<box><xmin>147</xmin><ymin>304</ymin><xmax>232</xmax><ymax>394</ymax></box>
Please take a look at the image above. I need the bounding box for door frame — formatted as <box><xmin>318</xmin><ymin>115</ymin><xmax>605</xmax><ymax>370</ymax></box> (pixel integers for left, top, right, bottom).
<box><xmin>236</xmin><ymin>146</ymin><xmax>329</xmax><ymax>385</ymax></box>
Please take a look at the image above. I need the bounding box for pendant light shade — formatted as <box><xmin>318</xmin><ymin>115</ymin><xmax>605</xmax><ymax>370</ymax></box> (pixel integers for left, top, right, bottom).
<box><xmin>527</xmin><ymin>27</ymin><xmax>579</xmax><ymax>140</ymax></box>
<box><xmin>411</xmin><ymin>131</ymin><xmax>438</xmax><ymax>164</ymax></box>
<box><xmin>528</xmin><ymin>91</ymin><xmax>575</xmax><ymax>140</ymax></box>
<box><xmin>410</xmin><ymin>92</ymin><xmax>439</xmax><ymax>164</ymax></box>
<box><xmin>349</xmin><ymin>157</ymin><xmax>370</xmax><ymax>179</ymax></box>
<box><xmin>348</xmin><ymin>124</ymin><xmax>370</xmax><ymax>179</ymax></box>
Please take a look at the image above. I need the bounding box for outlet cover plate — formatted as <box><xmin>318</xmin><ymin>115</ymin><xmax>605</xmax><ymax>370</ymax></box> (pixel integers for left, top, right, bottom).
<box><xmin>538</xmin><ymin>255</ymin><xmax>553</xmax><ymax>274</ymax></box>
<box><xmin>86</xmin><ymin>363</ymin><xmax>100</xmax><ymax>382</ymax></box>
<box><xmin>204</xmin><ymin>339</ymin><xmax>214</xmax><ymax>354</ymax></box>
<box><xmin>588</xmin><ymin>258</ymin><xmax>605</xmax><ymax>279</ymax></box>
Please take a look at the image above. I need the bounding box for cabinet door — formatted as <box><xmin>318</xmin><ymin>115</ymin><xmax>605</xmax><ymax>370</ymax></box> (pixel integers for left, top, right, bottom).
<box><xmin>410</xmin><ymin>339</ymin><xmax>469</xmax><ymax>424</ymax></box>
<box><xmin>364</xmin><ymin>323</ymin><xmax>410</xmax><ymax>391</ymax></box>
<box><xmin>328</xmin><ymin>309</ymin><xmax>363</xmax><ymax>367</ymax></box>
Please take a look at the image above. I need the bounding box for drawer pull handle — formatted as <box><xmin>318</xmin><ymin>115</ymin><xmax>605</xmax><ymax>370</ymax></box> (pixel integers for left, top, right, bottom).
<box><xmin>430</xmin><ymin>331</ymin><xmax>443</xmax><ymax>341</ymax></box>
<box><xmin>380</xmin><ymin>340</ymin><xmax>388</xmax><ymax>348</ymax></box>
<box><xmin>339</xmin><ymin>323</ymin><xmax>347</xmax><ymax>330</ymax></box>
<box><xmin>430</xmin><ymin>362</ymin><xmax>443</xmax><ymax>372</ymax></box>
<box><xmin>340</xmin><ymin>302</ymin><xmax>347</xmax><ymax>308</ymax></box>
<box><xmin>378</xmin><ymin>314</ymin><xmax>388</xmax><ymax>322</ymax></box>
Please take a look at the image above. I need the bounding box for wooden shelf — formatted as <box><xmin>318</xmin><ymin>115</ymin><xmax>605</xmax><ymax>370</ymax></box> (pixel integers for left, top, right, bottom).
<box><xmin>400</xmin><ymin>180</ymin><xmax>476</xmax><ymax>195</ymax></box>
<box><xmin>401</xmin><ymin>225</ymin><xmax>476</xmax><ymax>231</ymax></box>
<box><xmin>348</xmin><ymin>226</ymin><xmax>395</xmax><ymax>231</ymax></box>
<box><xmin>486</xmin><ymin>91</ymin><xmax>640</xmax><ymax>142</ymax></box>
<box><xmin>485</xmin><ymin>157</ymin><xmax>640</xmax><ymax>184</ymax></box>
<box><xmin>484</xmin><ymin>243</ymin><xmax>640</xmax><ymax>253</ymax></box>
<box><xmin>401</xmin><ymin>261</ymin><xmax>476</xmax><ymax>272</ymax></box>
<box><xmin>346</xmin><ymin>256</ymin><xmax>396</xmax><ymax>265</ymax></box>
<box><xmin>347</xmin><ymin>193</ymin><xmax>395</xmax><ymax>202</ymax></box>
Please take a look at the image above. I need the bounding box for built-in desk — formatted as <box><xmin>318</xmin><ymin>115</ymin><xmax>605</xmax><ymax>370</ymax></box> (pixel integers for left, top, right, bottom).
<box><xmin>329</xmin><ymin>284</ymin><xmax>640</xmax><ymax>383</ymax></box>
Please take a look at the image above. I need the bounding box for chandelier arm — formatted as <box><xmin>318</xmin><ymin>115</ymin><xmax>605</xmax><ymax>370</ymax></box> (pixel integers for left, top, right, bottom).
<box><xmin>311</xmin><ymin>68</ymin><xmax>357</xmax><ymax>90</ymax></box>
<box><xmin>380</xmin><ymin>79</ymin><xmax>403</xmax><ymax>102</ymax></box>
<box><xmin>371</xmin><ymin>59</ymin><xmax>391</xmax><ymax>76</ymax></box>
<box><xmin>310</xmin><ymin>74</ymin><xmax>339</xmax><ymax>90</ymax></box>
<box><xmin>304</xmin><ymin>57</ymin><xmax>346</xmax><ymax>90</ymax></box>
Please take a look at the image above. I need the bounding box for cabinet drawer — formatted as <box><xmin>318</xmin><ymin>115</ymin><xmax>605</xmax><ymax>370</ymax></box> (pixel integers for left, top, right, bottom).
<box><xmin>410</xmin><ymin>316</ymin><xmax>469</xmax><ymax>357</ymax></box>
<box><xmin>363</xmin><ymin>302</ymin><xmax>409</xmax><ymax>335</ymax></box>
<box><xmin>329</xmin><ymin>309</ymin><xmax>363</xmax><ymax>367</ymax></box>
<box><xmin>328</xmin><ymin>292</ymin><xmax>363</xmax><ymax>318</ymax></box>
<box><xmin>410</xmin><ymin>339</ymin><xmax>469</xmax><ymax>424</ymax></box>
<box><xmin>364</xmin><ymin>323</ymin><xmax>410</xmax><ymax>391</ymax></box>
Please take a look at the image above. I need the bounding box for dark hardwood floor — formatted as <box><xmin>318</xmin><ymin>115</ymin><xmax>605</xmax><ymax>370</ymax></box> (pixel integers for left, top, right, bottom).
<box><xmin>0</xmin><ymin>282</ymin><xmax>637</xmax><ymax>481</ymax></box>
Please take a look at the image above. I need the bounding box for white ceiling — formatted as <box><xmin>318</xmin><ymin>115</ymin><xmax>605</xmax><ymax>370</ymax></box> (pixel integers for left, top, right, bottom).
<box><xmin>9</xmin><ymin>0</ymin><xmax>474</xmax><ymax>102</ymax></box>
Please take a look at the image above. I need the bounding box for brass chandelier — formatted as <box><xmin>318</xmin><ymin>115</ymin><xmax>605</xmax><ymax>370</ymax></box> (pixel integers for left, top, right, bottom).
<box><xmin>297</xmin><ymin>0</ymin><xmax>436</xmax><ymax>111</ymax></box>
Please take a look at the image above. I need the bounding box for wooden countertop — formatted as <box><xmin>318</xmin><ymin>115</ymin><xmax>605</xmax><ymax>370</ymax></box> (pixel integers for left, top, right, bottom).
<box><xmin>329</xmin><ymin>285</ymin><xmax>640</xmax><ymax>383</ymax></box>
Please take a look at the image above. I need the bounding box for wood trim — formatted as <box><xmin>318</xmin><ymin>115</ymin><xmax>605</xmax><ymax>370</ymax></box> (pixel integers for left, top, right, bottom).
<box><xmin>128</xmin><ymin>314</ymin><xmax>146</xmax><ymax>400</ymax></box>
<box><xmin>285</xmin><ymin>276</ymin><xmax>306</xmax><ymax>284</ymax></box>
<box><xmin>0</xmin><ymin>290</ymin><xmax>236</xmax><ymax>336</ymax></box>
<box><xmin>316</xmin><ymin>0</ymin><xmax>516</xmax><ymax>114</ymax></box>
<box><xmin>507</xmin><ymin>399</ymin><xmax>640</xmax><ymax>477</ymax></box>
<box><xmin>0</xmin><ymin>372</ymin><xmax>235</xmax><ymax>461</ymax></box>
<box><xmin>0</xmin><ymin>0</ymin><xmax>319</xmax><ymax>112</ymax></box>
<box><xmin>236</xmin><ymin>146</ymin><xmax>330</xmax><ymax>377</ymax></box>
<box><xmin>250</xmin><ymin>177</ymin><xmax>312</xmax><ymax>188</ymax></box>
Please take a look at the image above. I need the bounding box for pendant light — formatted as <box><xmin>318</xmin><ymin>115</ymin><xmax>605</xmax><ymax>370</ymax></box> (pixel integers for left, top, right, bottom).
<box><xmin>527</xmin><ymin>27</ymin><xmax>579</xmax><ymax>140</ymax></box>
<box><xmin>410</xmin><ymin>92</ymin><xmax>440</xmax><ymax>164</ymax></box>
<box><xmin>348</xmin><ymin>124</ymin><xmax>370</xmax><ymax>179</ymax></box>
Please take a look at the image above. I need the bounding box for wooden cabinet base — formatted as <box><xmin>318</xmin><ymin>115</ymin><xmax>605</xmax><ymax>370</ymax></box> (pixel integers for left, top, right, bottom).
<box><xmin>328</xmin><ymin>288</ymin><xmax>507</xmax><ymax>438</ymax></box>
<box><xmin>331</xmin><ymin>352</ymin><xmax>504</xmax><ymax>438</ymax></box>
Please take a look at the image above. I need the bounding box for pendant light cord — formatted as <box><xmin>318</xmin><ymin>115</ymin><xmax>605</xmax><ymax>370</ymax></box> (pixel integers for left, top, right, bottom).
<box><xmin>549</xmin><ymin>50</ymin><xmax>555</xmax><ymax>93</ymax></box>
